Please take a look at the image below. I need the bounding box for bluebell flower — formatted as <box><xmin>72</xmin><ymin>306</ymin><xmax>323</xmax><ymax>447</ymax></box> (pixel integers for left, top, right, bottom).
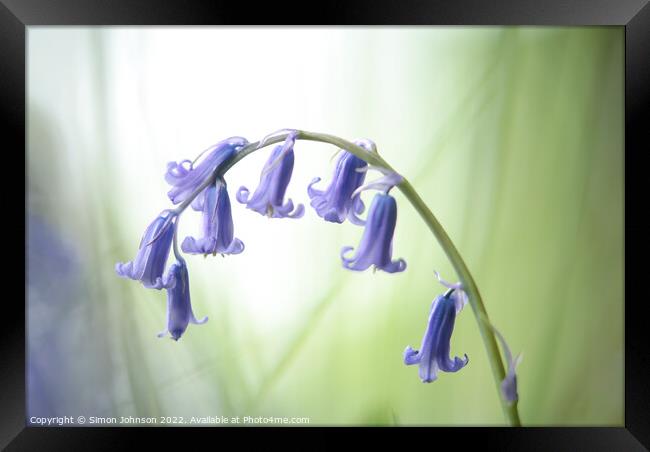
<box><xmin>115</xmin><ymin>210</ymin><xmax>177</xmax><ymax>289</ymax></box>
<box><xmin>165</xmin><ymin>136</ymin><xmax>247</xmax><ymax>205</ymax></box>
<box><xmin>236</xmin><ymin>132</ymin><xmax>304</xmax><ymax>218</ymax></box>
<box><xmin>307</xmin><ymin>139</ymin><xmax>374</xmax><ymax>225</ymax></box>
<box><xmin>486</xmin><ymin>318</ymin><xmax>523</xmax><ymax>405</ymax></box>
<box><xmin>403</xmin><ymin>274</ymin><xmax>469</xmax><ymax>382</ymax></box>
<box><xmin>157</xmin><ymin>259</ymin><xmax>207</xmax><ymax>341</ymax></box>
<box><xmin>341</xmin><ymin>192</ymin><xmax>406</xmax><ymax>273</ymax></box>
<box><xmin>181</xmin><ymin>179</ymin><xmax>244</xmax><ymax>255</ymax></box>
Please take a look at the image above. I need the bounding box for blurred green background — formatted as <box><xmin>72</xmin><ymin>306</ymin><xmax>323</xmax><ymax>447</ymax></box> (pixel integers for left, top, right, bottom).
<box><xmin>27</xmin><ymin>27</ymin><xmax>623</xmax><ymax>426</ymax></box>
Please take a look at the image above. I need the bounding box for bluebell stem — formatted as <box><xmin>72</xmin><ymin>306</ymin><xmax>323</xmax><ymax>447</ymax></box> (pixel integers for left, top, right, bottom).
<box><xmin>236</xmin><ymin>132</ymin><xmax>304</xmax><ymax>218</ymax></box>
<box><xmin>307</xmin><ymin>139</ymin><xmax>374</xmax><ymax>225</ymax></box>
<box><xmin>157</xmin><ymin>259</ymin><xmax>207</xmax><ymax>341</ymax></box>
<box><xmin>165</xmin><ymin>137</ymin><xmax>247</xmax><ymax>206</ymax></box>
<box><xmin>116</xmin><ymin>129</ymin><xmax>522</xmax><ymax>424</ymax></box>
<box><xmin>115</xmin><ymin>210</ymin><xmax>177</xmax><ymax>289</ymax></box>
<box><xmin>181</xmin><ymin>179</ymin><xmax>244</xmax><ymax>256</ymax></box>
<box><xmin>403</xmin><ymin>273</ymin><xmax>469</xmax><ymax>382</ymax></box>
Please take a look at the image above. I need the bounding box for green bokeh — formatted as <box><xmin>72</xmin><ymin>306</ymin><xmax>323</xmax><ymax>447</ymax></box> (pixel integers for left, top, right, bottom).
<box><xmin>27</xmin><ymin>27</ymin><xmax>623</xmax><ymax>426</ymax></box>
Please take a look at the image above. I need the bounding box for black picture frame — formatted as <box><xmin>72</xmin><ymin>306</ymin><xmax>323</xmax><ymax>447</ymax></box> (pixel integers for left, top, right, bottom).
<box><xmin>3</xmin><ymin>0</ymin><xmax>648</xmax><ymax>449</ymax></box>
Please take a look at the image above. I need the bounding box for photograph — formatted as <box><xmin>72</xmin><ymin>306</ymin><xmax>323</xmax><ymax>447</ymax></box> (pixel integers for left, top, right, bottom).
<box><xmin>26</xmin><ymin>26</ymin><xmax>624</xmax><ymax>428</ymax></box>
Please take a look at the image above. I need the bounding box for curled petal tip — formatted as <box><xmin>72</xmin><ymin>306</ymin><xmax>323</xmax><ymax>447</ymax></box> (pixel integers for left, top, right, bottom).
<box><xmin>115</xmin><ymin>261</ymin><xmax>129</xmax><ymax>277</ymax></box>
<box><xmin>403</xmin><ymin>346</ymin><xmax>421</xmax><ymax>365</ymax></box>
<box><xmin>225</xmin><ymin>238</ymin><xmax>245</xmax><ymax>255</ymax></box>
<box><xmin>288</xmin><ymin>203</ymin><xmax>305</xmax><ymax>219</ymax></box>
<box><xmin>386</xmin><ymin>258</ymin><xmax>407</xmax><ymax>273</ymax></box>
<box><xmin>191</xmin><ymin>313</ymin><xmax>208</xmax><ymax>325</ymax></box>
<box><xmin>340</xmin><ymin>245</ymin><xmax>355</xmax><ymax>261</ymax></box>
<box><xmin>236</xmin><ymin>186</ymin><xmax>250</xmax><ymax>204</ymax></box>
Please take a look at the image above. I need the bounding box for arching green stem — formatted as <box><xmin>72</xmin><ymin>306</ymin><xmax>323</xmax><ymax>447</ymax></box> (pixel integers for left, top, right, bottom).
<box><xmin>176</xmin><ymin>129</ymin><xmax>521</xmax><ymax>425</ymax></box>
<box><xmin>397</xmin><ymin>178</ymin><xmax>520</xmax><ymax>426</ymax></box>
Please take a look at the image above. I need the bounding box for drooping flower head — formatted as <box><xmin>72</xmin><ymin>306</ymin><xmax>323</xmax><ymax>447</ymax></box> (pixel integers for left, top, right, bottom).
<box><xmin>165</xmin><ymin>136</ymin><xmax>247</xmax><ymax>205</ymax></box>
<box><xmin>115</xmin><ymin>210</ymin><xmax>177</xmax><ymax>289</ymax></box>
<box><xmin>340</xmin><ymin>170</ymin><xmax>406</xmax><ymax>273</ymax></box>
<box><xmin>236</xmin><ymin>132</ymin><xmax>304</xmax><ymax>218</ymax></box>
<box><xmin>403</xmin><ymin>273</ymin><xmax>469</xmax><ymax>382</ymax></box>
<box><xmin>307</xmin><ymin>139</ymin><xmax>375</xmax><ymax>225</ymax></box>
<box><xmin>181</xmin><ymin>179</ymin><xmax>244</xmax><ymax>256</ymax></box>
<box><xmin>157</xmin><ymin>259</ymin><xmax>207</xmax><ymax>341</ymax></box>
<box><xmin>484</xmin><ymin>317</ymin><xmax>523</xmax><ymax>405</ymax></box>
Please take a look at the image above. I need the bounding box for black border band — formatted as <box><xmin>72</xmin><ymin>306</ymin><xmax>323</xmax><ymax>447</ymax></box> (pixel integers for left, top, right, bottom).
<box><xmin>5</xmin><ymin>0</ymin><xmax>648</xmax><ymax>449</ymax></box>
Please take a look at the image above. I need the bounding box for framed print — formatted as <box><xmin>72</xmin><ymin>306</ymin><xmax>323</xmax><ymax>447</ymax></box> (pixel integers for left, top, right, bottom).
<box><xmin>2</xmin><ymin>0</ymin><xmax>648</xmax><ymax>449</ymax></box>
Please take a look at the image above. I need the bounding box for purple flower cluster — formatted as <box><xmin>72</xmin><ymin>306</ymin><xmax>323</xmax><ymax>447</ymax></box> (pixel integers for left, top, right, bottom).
<box><xmin>117</xmin><ymin>136</ymin><xmax>248</xmax><ymax>340</ymax></box>
<box><xmin>116</xmin><ymin>132</ymin><xmax>407</xmax><ymax>341</ymax></box>
<box><xmin>115</xmin><ymin>129</ymin><xmax>520</xmax><ymax>403</ymax></box>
